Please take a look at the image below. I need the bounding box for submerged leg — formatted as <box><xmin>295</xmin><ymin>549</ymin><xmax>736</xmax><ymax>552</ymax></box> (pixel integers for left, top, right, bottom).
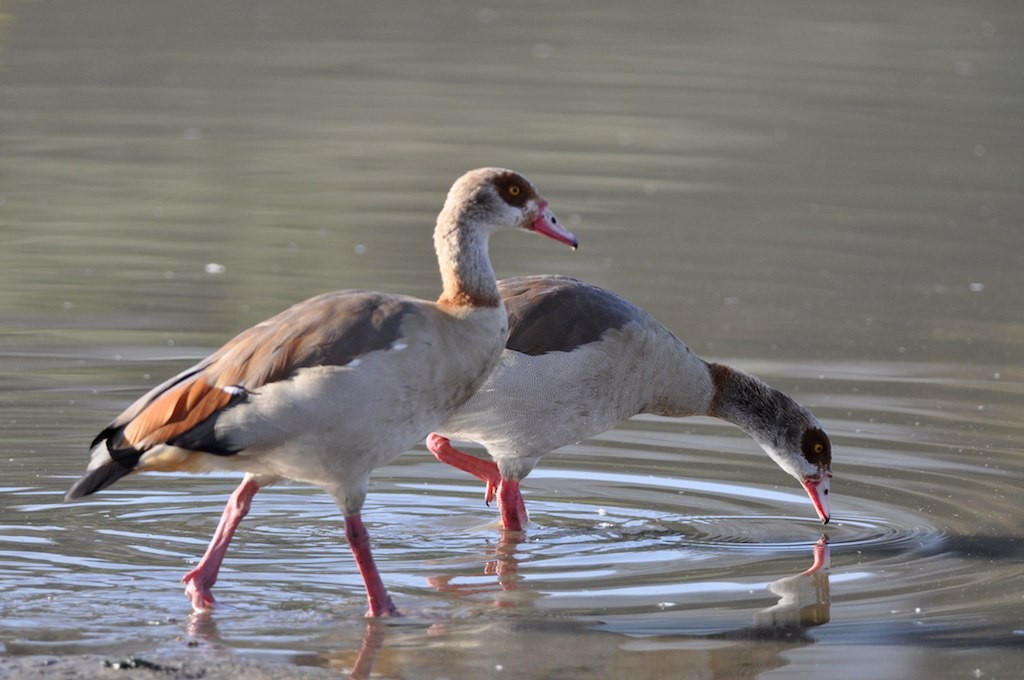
<box><xmin>349</xmin><ymin>621</ymin><xmax>387</xmax><ymax>680</ymax></box>
<box><xmin>427</xmin><ymin>434</ymin><xmax>529</xmax><ymax>531</ymax></box>
<box><xmin>497</xmin><ymin>479</ymin><xmax>528</xmax><ymax>532</ymax></box>
<box><xmin>427</xmin><ymin>433</ymin><xmax>500</xmax><ymax>504</ymax></box>
<box><xmin>345</xmin><ymin>513</ymin><xmax>400</xmax><ymax>617</ymax></box>
<box><xmin>182</xmin><ymin>474</ymin><xmax>261</xmax><ymax>611</ymax></box>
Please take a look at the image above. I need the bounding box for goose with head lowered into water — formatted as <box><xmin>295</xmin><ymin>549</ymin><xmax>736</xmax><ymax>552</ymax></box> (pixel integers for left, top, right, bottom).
<box><xmin>428</xmin><ymin>275</ymin><xmax>833</xmax><ymax>531</ymax></box>
<box><xmin>65</xmin><ymin>168</ymin><xmax>578</xmax><ymax>616</ymax></box>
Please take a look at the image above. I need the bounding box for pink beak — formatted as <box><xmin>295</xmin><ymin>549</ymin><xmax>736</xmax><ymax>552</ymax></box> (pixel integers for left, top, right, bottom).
<box><xmin>529</xmin><ymin>200</ymin><xmax>578</xmax><ymax>249</ymax></box>
<box><xmin>802</xmin><ymin>473</ymin><xmax>832</xmax><ymax>524</ymax></box>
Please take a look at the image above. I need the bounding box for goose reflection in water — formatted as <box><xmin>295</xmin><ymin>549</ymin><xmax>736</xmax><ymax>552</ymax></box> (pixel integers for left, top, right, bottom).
<box><xmin>747</xmin><ymin>534</ymin><xmax>831</xmax><ymax>634</ymax></box>
<box><xmin>426</xmin><ymin>533</ymin><xmax>831</xmax><ymax>631</ymax></box>
<box><xmin>215</xmin><ymin>534</ymin><xmax>828</xmax><ymax>679</ymax></box>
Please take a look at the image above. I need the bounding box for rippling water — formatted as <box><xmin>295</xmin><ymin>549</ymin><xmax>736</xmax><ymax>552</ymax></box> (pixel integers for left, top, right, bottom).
<box><xmin>2</xmin><ymin>1</ymin><xmax>1024</xmax><ymax>678</ymax></box>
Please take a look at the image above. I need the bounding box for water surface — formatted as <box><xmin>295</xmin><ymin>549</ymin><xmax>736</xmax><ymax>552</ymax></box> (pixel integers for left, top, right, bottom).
<box><xmin>2</xmin><ymin>1</ymin><xmax>1023</xmax><ymax>678</ymax></box>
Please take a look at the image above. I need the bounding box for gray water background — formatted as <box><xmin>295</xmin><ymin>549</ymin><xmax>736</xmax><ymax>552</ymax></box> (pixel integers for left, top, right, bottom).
<box><xmin>2</xmin><ymin>1</ymin><xmax>1023</xmax><ymax>678</ymax></box>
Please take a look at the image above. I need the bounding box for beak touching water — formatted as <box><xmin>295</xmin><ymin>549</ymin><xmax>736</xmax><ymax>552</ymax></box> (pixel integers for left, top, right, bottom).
<box><xmin>803</xmin><ymin>472</ymin><xmax>832</xmax><ymax>524</ymax></box>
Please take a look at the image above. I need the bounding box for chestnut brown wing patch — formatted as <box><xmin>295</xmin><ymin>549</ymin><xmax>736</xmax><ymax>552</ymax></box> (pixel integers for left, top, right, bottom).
<box><xmin>500</xmin><ymin>275</ymin><xmax>637</xmax><ymax>356</ymax></box>
<box><xmin>121</xmin><ymin>377</ymin><xmax>244</xmax><ymax>453</ymax></box>
<box><xmin>98</xmin><ymin>291</ymin><xmax>418</xmax><ymax>458</ymax></box>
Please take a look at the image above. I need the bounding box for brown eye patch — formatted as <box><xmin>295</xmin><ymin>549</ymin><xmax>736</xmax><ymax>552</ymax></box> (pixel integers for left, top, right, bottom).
<box><xmin>801</xmin><ymin>427</ymin><xmax>832</xmax><ymax>468</ymax></box>
<box><xmin>493</xmin><ymin>173</ymin><xmax>533</xmax><ymax>208</ymax></box>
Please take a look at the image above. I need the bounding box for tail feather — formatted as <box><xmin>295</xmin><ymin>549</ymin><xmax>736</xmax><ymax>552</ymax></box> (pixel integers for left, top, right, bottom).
<box><xmin>65</xmin><ymin>443</ymin><xmax>142</xmax><ymax>501</ymax></box>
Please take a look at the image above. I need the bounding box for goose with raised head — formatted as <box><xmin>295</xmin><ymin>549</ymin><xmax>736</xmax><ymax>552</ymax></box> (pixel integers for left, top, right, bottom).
<box><xmin>429</xmin><ymin>275</ymin><xmax>832</xmax><ymax>531</ymax></box>
<box><xmin>65</xmin><ymin>168</ymin><xmax>578</xmax><ymax>616</ymax></box>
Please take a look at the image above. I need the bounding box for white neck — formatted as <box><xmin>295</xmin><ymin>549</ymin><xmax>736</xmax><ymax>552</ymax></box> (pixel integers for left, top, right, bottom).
<box><xmin>434</xmin><ymin>206</ymin><xmax>500</xmax><ymax>308</ymax></box>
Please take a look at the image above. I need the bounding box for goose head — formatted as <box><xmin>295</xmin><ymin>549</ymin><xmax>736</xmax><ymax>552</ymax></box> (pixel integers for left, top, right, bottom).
<box><xmin>439</xmin><ymin>167</ymin><xmax>578</xmax><ymax>248</ymax></box>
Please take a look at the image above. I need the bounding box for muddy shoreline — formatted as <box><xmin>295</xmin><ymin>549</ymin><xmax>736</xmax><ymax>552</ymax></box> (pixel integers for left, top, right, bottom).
<box><xmin>0</xmin><ymin>655</ymin><xmax>348</xmax><ymax>680</ymax></box>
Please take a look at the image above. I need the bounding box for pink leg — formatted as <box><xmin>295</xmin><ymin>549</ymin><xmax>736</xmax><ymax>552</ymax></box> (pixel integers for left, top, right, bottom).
<box><xmin>345</xmin><ymin>514</ymin><xmax>400</xmax><ymax>617</ymax></box>
<box><xmin>427</xmin><ymin>433</ymin><xmax>500</xmax><ymax>504</ymax></box>
<box><xmin>497</xmin><ymin>479</ymin><xmax>528</xmax><ymax>532</ymax></box>
<box><xmin>182</xmin><ymin>475</ymin><xmax>261</xmax><ymax>611</ymax></box>
<box><xmin>427</xmin><ymin>434</ymin><xmax>529</xmax><ymax>531</ymax></box>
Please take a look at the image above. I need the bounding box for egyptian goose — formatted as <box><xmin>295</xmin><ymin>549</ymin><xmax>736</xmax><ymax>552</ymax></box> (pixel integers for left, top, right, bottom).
<box><xmin>429</xmin><ymin>275</ymin><xmax>832</xmax><ymax>531</ymax></box>
<box><xmin>65</xmin><ymin>168</ymin><xmax>578</xmax><ymax>616</ymax></box>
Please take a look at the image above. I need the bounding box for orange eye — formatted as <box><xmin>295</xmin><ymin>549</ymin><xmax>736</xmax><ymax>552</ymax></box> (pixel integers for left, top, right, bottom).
<box><xmin>509</xmin><ymin>185</ymin><xmax>521</xmax><ymax>197</ymax></box>
<box><xmin>813</xmin><ymin>443</ymin><xmax>824</xmax><ymax>454</ymax></box>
